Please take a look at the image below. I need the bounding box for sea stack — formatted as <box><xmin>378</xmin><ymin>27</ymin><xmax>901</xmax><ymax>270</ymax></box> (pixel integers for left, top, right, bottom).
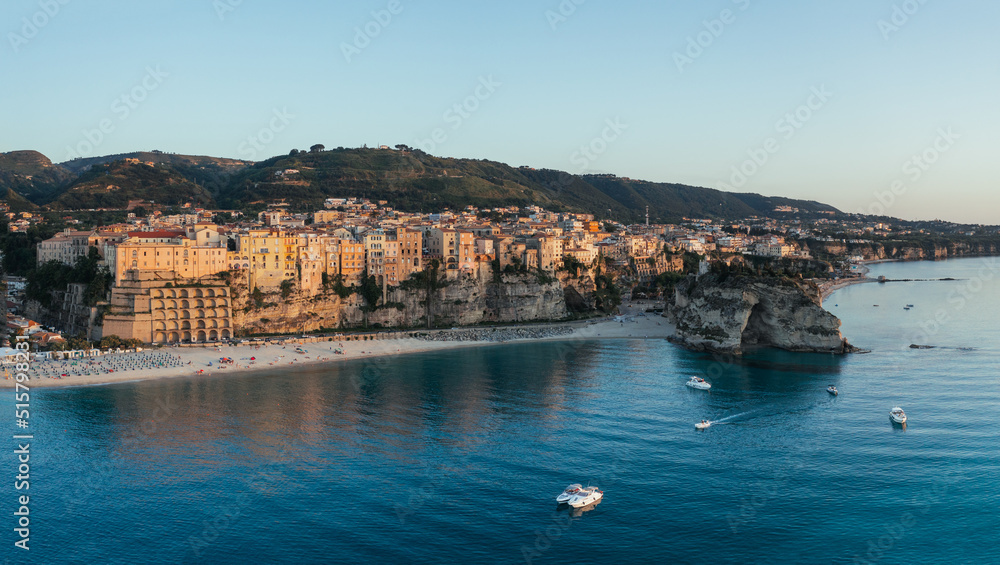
<box><xmin>665</xmin><ymin>274</ymin><xmax>854</xmax><ymax>355</ymax></box>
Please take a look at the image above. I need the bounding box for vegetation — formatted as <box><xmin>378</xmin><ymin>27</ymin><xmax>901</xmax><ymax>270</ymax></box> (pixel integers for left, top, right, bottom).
<box><xmin>25</xmin><ymin>248</ymin><xmax>111</xmax><ymax>308</ymax></box>
<box><xmin>280</xmin><ymin>279</ymin><xmax>295</xmax><ymax>299</ymax></box>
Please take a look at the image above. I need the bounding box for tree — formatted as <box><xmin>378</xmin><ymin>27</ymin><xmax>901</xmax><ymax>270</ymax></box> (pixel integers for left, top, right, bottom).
<box><xmin>99</xmin><ymin>335</ymin><xmax>124</xmax><ymax>350</ymax></box>
<box><xmin>681</xmin><ymin>251</ymin><xmax>702</xmax><ymax>274</ymax></box>
<box><xmin>359</xmin><ymin>273</ymin><xmax>382</xmax><ymax>328</ymax></box>
<box><xmin>310</xmin><ymin>144</ymin><xmax>325</xmax><ymax>153</ymax></box>
<box><xmin>289</xmin><ymin>149</ymin><xmax>299</xmax><ymax>156</ymax></box>
<box><xmin>67</xmin><ymin>333</ymin><xmax>91</xmax><ymax>351</ymax></box>
<box><xmin>280</xmin><ymin>279</ymin><xmax>295</xmax><ymax>299</ymax></box>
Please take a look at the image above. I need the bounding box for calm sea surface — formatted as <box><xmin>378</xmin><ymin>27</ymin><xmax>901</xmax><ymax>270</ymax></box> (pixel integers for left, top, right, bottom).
<box><xmin>9</xmin><ymin>257</ymin><xmax>1000</xmax><ymax>564</ymax></box>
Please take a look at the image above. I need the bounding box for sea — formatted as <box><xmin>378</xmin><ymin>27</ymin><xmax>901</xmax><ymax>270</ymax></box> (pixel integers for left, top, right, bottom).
<box><xmin>7</xmin><ymin>256</ymin><xmax>1000</xmax><ymax>564</ymax></box>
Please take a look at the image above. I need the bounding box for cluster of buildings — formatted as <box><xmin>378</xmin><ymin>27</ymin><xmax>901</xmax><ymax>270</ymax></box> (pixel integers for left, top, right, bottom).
<box><xmin>25</xmin><ymin>198</ymin><xmax>903</xmax><ymax>345</ymax></box>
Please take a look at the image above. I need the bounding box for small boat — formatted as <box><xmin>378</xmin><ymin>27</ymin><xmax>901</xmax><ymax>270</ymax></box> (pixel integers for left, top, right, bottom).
<box><xmin>827</xmin><ymin>385</ymin><xmax>838</xmax><ymax>396</ymax></box>
<box><xmin>906</xmin><ymin>304</ymin><xmax>914</xmax><ymax>308</ymax></box>
<box><xmin>890</xmin><ymin>407</ymin><xmax>907</xmax><ymax>424</ymax></box>
<box><xmin>695</xmin><ymin>420</ymin><xmax>711</xmax><ymax>430</ymax></box>
<box><xmin>686</xmin><ymin>376</ymin><xmax>711</xmax><ymax>390</ymax></box>
<box><xmin>566</xmin><ymin>486</ymin><xmax>603</xmax><ymax>508</ymax></box>
<box><xmin>556</xmin><ymin>484</ymin><xmax>583</xmax><ymax>504</ymax></box>
<box><xmin>903</xmin><ymin>307</ymin><xmax>911</xmax><ymax>310</ymax></box>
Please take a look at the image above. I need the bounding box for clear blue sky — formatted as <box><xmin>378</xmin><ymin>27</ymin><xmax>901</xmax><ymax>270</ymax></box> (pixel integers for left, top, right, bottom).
<box><xmin>3</xmin><ymin>0</ymin><xmax>998</xmax><ymax>223</ymax></box>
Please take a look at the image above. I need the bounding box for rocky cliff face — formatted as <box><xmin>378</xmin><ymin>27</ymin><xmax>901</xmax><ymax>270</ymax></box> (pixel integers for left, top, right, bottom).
<box><xmin>666</xmin><ymin>274</ymin><xmax>851</xmax><ymax>355</ymax></box>
<box><xmin>806</xmin><ymin>240</ymin><xmax>999</xmax><ymax>262</ymax></box>
<box><xmin>227</xmin><ymin>269</ymin><xmax>586</xmax><ymax>335</ymax></box>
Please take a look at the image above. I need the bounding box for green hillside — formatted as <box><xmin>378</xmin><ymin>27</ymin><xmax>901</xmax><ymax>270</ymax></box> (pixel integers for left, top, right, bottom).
<box><xmin>0</xmin><ymin>150</ymin><xmax>75</xmax><ymax>203</ymax></box>
<box><xmin>220</xmin><ymin>148</ymin><xmax>840</xmax><ymax>221</ymax></box>
<box><xmin>60</xmin><ymin>151</ymin><xmax>249</xmax><ymax>197</ymax></box>
<box><xmin>2</xmin><ymin>147</ymin><xmax>842</xmax><ymax>221</ymax></box>
<box><xmin>49</xmin><ymin>160</ymin><xmax>215</xmax><ymax>210</ymax></box>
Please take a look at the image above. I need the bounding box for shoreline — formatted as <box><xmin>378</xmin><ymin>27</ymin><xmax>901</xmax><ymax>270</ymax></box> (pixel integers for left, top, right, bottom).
<box><xmin>9</xmin><ymin>305</ymin><xmax>674</xmax><ymax>390</ymax></box>
<box><xmin>818</xmin><ymin>276</ymin><xmax>875</xmax><ymax>302</ymax></box>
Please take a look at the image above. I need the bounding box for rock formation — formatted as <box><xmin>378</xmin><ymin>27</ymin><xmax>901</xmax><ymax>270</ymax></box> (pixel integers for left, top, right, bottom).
<box><xmin>228</xmin><ymin>269</ymin><xmax>593</xmax><ymax>335</ymax></box>
<box><xmin>666</xmin><ymin>274</ymin><xmax>853</xmax><ymax>355</ymax></box>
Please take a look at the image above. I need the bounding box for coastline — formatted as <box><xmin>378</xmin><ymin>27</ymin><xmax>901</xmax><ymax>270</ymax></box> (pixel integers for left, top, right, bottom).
<box><xmin>818</xmin><ymin>276</ymin><xmax>875</xmax><ymax>302</ymax></box>
<box><xmin>9</xmin><ymin>304</ymin><xmax>674</xmax><ymax>390</ymax></box>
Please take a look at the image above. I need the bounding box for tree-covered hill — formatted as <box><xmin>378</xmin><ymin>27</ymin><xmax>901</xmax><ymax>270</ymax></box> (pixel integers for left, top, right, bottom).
<box><xmin>48</xmin><ymin>160</ymin><xmax>215</xmax><ymax>209</ymax></box>
<box><xmin>1</xmin><ymin>146</ymin><xmax>842</xmax><ymax>221</ymax></box>
<box><xmin>0</xmin><ymin>150</ymin><xmax>76</xmax><ymax>203</ymax></box>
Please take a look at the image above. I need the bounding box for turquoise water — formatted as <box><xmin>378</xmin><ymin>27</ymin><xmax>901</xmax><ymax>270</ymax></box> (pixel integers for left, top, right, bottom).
<box><xmin>7</xmin><ymin>257</ymin><xmax>1000</xmax><ymax>563</ymax></box>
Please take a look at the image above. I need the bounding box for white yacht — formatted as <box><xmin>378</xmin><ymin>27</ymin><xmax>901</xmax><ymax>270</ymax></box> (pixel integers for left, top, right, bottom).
<box><xmin>695</xmin><ymin>420</ymin><xmax>711</xmax><ymax>430</ymax></box>
<box><xmin>827</xmin><ymin>385</ymin><xmax>838</xmax><ymax>396</ymax></box>
<box><xmin>556</xmin><ymin>484</ymin><xmax>582</xmax><ymax>504</ymax></box>
<box><xmin>890</xmin><ymin>407</ymin><xmax>907</xmax><ymax>424</ymax></box>
<box><xmin>567</xmin><ymin>486</ymin><xmax>603</xmax><ymax>508</ymax></box>
<box><xmin>686</xmin><ymin>376</ymin><xmax>711</xmax><ymax>390</ymax></box>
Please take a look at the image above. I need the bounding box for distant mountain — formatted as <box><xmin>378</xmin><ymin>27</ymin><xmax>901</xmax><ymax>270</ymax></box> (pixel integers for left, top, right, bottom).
<box><xmin>48</xmin><ymin>160</ymin><xmax>215</xmax><ymax>210</ymax></box>
<box><xmin>1</xmin><ymin>147</ymin><xmax>841</xmax><ymax>221</ymax></box>
<box><xmin>0</xmin><ymin>150</ymin><xmax>75</xmax><ymax>203</ymax></box>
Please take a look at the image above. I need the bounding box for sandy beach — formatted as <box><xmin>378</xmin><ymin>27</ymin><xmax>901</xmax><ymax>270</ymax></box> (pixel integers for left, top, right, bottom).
<box><xmin>818</xmin><ymin>276</ymin><xmax>876</xmax><ymax>302</ymax></box>
<box><xmin>7</xmin><ymin>302</ymin><xmax>674</xmax><ymax>389</ymax></box>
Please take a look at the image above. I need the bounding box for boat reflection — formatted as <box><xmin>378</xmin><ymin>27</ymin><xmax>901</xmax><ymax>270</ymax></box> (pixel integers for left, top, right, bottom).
<box><xmin>557</xmin><ymin>497</ymin><xmax>602</xmax><ymax>517</ymax></box>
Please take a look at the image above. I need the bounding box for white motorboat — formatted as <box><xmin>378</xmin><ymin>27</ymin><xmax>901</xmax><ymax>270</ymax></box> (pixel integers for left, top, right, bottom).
<box><xmin>556</xmin><ymin>484</ymin><xmax>583</xmax><ymax>504</ymax></box>
<box><xmin>695</xmin><ymin>420</ymin><xmax>711</xmax><ymax>430</ymax></box>
<box><xmin>827</xmin><ymin>385</ymin><xmax>838</xmax><ymax>396</ymax></box>
<box><xmin>890</xmin><ymin>407</ymin><xmax>907</xmax><ymax>424</ymax></box>
<box><xmin>686</xmin><ymin>376</ymin><xmax>711</xmax><ymax>390</ymax></box>
<box><xmin>566</xmin><ymin>486</ymin><xmax>603</xmax><ymax>508</ymax></box>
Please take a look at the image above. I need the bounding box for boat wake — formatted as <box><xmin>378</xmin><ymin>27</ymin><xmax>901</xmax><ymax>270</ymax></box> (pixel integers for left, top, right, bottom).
<box><xmin>710</xmin><ymin>410</ymin><xmax>755</xmax><ymax>424</ymax></box>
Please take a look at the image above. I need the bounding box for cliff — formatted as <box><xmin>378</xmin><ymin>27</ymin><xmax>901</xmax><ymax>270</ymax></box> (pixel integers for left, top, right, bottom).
<box><xmin>805</xmin><ymin>239</ymin><xmax>1000</xmax><ymax>262</ymax></box>
<box><xmin>666</xmin><ymin>274</ymin><xmax>852</xmax><ymax>355</ymax></box>
<box><xmin>227</xmin><ymin>269</ymin><xmax>591</xmax><ymax>335</ymax></box>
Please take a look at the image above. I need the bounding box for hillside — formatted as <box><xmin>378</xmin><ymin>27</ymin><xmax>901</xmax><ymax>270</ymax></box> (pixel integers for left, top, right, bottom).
<box><xmin>0</xmin><ymin>150</ymin><xmax>76</xmax><ymax>203</ymax></box>
<box><xmin>220</xmin><ymin>148</ymin><xmax>840</xmax><ymax>221</ymax></box>
<box><xmin>59</xmin><ymin>151</ymin><xmax>250</xmax><ymax>197</ymax></box>
<box><xmin>2</xmin><ymin>147</ymin><xmax>842</xmax><ymax>221</ymax></box>
<box><xmin>48</xmin><ymin>160</ymin><xmax>215</xmax><ymax>210</ymax></box>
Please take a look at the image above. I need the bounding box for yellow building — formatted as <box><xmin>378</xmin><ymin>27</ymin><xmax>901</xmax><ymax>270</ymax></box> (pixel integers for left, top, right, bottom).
<box><xmin>113</xmin><ymin>226</ymin><xmax>228</xmax><ymax>285</ymax></box>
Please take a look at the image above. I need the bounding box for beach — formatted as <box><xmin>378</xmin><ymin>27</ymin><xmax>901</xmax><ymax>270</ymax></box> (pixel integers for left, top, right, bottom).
<box><xmin>7</xmin><ymin>303</ymin><xmax>674</xmax><ymax>389</ymax></box>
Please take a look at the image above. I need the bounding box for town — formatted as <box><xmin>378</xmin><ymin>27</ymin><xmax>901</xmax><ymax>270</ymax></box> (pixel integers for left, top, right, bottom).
<box><xmin>2</xmin><ymin>162</ymin><xmax>997</xmax><ymax>353</ymax></box>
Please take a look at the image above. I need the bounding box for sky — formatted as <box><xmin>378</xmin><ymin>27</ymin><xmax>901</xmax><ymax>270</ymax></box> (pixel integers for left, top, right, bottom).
<box><xmin>2</xmin><ymin>0</ymin><xmax>998</xmax><ymax>224</ymax></box>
